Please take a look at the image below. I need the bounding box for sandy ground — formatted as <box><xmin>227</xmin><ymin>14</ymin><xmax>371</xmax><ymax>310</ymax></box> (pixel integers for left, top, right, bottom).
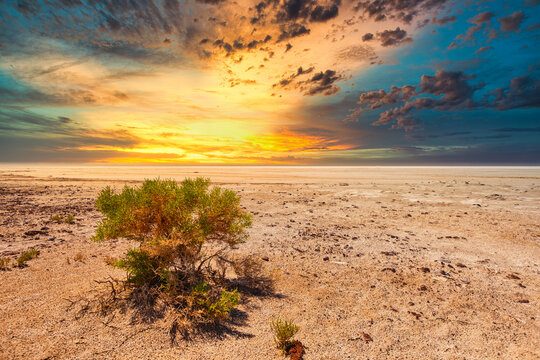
<box><xmin>0</xmin><ymin>166</ymin><xmax>539</xmax><ymax>360</ymax></box>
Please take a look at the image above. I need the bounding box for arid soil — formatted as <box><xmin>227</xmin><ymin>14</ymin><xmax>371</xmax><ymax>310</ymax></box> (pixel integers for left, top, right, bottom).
<box><xmin>0</xmin><ymin>166</ymin><xmax>539</xmax><ymax>360</ymax></box>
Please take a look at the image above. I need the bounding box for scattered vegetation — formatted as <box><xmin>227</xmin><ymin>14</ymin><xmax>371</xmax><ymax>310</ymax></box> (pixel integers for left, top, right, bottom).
<box><xmin>93</xmin><ymin>178</ymin><xmax>253</xmax><ymax>326</ymax></box>
<box><xmin>16</xmin><ymin>249</ymin><xmax>39</xmax><ymax>267</ymax></box>
<box><xmin>50</xmin><ymin>214</ymin><xmax>63</xmax><ymax>223</ymax></box>
<box><xmin>0</xmin><ymin>257</ymin><xmax>11</xmax><ymax>270</ymax></box>
<box><xmin>271</xmin><ymin>317</ymin><xmax>300</xmax><ymax>354</ymax></box>
<box><xmin>50</xmin><ymin>214</ymin><xmax>75</xmax><ymax>224</ymax></box>
<box><xmin>103</xmin><ymin>256</ymin><xmax>116</xmax><ymax>265</ymax></box>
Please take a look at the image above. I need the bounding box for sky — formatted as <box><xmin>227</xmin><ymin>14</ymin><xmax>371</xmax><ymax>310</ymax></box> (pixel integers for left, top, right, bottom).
<box><xmin>0</xmin><ymin>0</ymin><xmax>539</xmax><ymax>165</ymax></box>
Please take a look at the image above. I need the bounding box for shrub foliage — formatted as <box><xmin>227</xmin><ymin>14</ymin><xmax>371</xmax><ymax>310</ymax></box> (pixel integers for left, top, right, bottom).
<box><xmin>271</xmin><ymin>317</ymin><xmax>300</xmax><ymax>354</ymax></box>
<box><xmin>93</xmin><ymin>178</ymin><xmax>252</xmax><ymax>321</ymax></box>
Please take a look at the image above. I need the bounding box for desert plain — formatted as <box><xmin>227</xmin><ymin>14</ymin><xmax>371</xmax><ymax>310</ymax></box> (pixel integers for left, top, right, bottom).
<box><xmin>0</xmin><ymin>165</ymin><xmax>539</xmax><ymax>360</ymax></box>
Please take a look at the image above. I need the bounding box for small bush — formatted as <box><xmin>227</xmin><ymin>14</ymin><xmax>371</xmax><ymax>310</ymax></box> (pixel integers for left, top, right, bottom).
<box><xmin>271</xmin><ymin>317</ymin><xmax>300</xmax><ymax>354</ymax></box>
<box><xmin>50</xmin><ymin>214</ymin><xmax>63</xmax><ymax>223</ymax></box>
<box><xmin>0</xmin><ymin>257</ymin><xmax>11</xmax><ymax>270</ymax></box>
<box><xmin>74</xmin><ymin>252</ymin><xmax>84</xmax><ymax>262</ymax></box>
<box><xmin>233</xmin><ymin>257</ymin><xmax>263</xmax><ymax>281</ymax></box>
<box><xmin>103</xmin><ymin>256</ymin><xmax>116</xmax><ymax>265</ymax></box>
<box><xmin>16</xmin><ymin>249</ymin><xmax>39</xmax><ymax>267</ymax></box>
<box><xmin>50</xmin><ymin>214</ymin><xmax>75</xmax><ymax>224</ymax></box>
<box><xmin>93</xmin><ymin>178</ymin><xmax>252</xmax><ymax>322</ymax></box>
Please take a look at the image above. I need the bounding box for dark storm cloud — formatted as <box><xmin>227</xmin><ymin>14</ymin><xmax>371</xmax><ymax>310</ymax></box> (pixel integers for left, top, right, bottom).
<box><xmin>377</xmin><ymin>27</ymin><xmax>413</xmax><ymax>47</ymax></box>
<box><xmin>488</xmin><ymin>75</ymin><xmax>540</xmax><ymax>110</ymax></box>
<box><xmin>353</xmin><ymin>0</ymin><xmax>449</xmax><ymax>24</ymax></box>
<box><xmin>348</xmin><ymin>70</ymin><xmax>540</xmax><ymax>130</ymax></box>
<box><xmin>356</xmin><ymin>85</ymin><xmax>417</xmax><ymax>109</ymax></box>
<box><xmin>304</xmin><ymin>70</ymin><xmax>342</xmax><ymax>96</ymax></box>
<box><xmin>273</xmin><ymin>67</ymin><xmax>341</xmax><ymax>96</ymax></box>
<box><xmin>272</xmin><ymin>0</ymin><xmax>341</xmax><ymax>23</ymax></box>
<box><xmin>362</xmin><ymin>33</ymin><xmax>374</xmax><ymax>41</ymax></box>
<box><xmin>499</xmin><ymin>11</ymin><xmax>525</xmax><ymax>32</ymax></box>
<box><xmin>273</xmin><ymin>66</ymin><xmax>315</xmax><ymax>88</ymax></box>
<box><xmin>419</xmin><ymin>71</ymin><xmax>478</xmax><ymax>108</ymax></box>
<box><xmin>276</xmin><ymin>23</ymin><xmax>311</xmax><ymax>42</ymax></box>
<box><xmin>373</xmin><ymin>71</ymin><xmax>481</xmax><ymax>127</ymax></box>
<box><xmin>212</xmin><ymin>34</ymin><xmax>273</xmax><ymax>55</ymax></box>
<box><xmin>250</xmin><ymin>0</ymin><xmax>342</xmax><ymax>27</ymax></box>
<box><xmin>310</xmin><ymin>3</ymin><xmax>340</xmax><ymax>22</ymax></box>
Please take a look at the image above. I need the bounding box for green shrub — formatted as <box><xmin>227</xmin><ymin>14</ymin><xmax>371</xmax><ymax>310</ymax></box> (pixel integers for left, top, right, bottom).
<box><xmin>93</xmin><ymin>178</ymin><xmax>252</xmax><ymax>320</ymax></box>
<box><xmin>191</xmin><ymin>282</ymin><xmax>240</xmax><ymax>320</ymax></box>
<box><xmin>16</xmin><ymin>249</ymin><xmax>39</xmax><ymax>267</ymax></box>
<box><xmin>65</xmin><ymin>214</ymin><xmax>75</xmax><ymax>224</ymax></box>
<box><xmin>271</xmin><ymin>317</ymin><xmax>300</xmax><ymax>354</ymax></box>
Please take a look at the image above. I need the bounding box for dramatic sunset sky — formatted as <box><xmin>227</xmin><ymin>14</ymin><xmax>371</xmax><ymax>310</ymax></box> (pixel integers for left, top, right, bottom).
<box><xmin>0</xmin><ymin>0</ymin><xmax>539</xmax><ymax>164</ymax></box>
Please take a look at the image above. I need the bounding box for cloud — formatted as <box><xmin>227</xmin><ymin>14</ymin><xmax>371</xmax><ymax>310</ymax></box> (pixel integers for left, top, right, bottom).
<box><xmin>348</xmin><ymin>70</ymin><xmax>540</xmax><ymax>130</ymax></box>
<box><xmin>474</xmin><ymin>46</ymin><xmax>492</xmax><ymax>55</ymax></box>
<box><xmin>431</xmin><ymin>15</ymin><xmax>457</xmax><ymax>26</ymax></box>
<box><xmin>353</xmin><ymin>0</ymin><xmax>449</xmax><ymax>24</ymax></box>
<box><xmin>274</xmin><ymin>0</ymin><xmax>341</xmax><ymax>23</ymax></box>
<box><xmin>377</xmin><ymin>27</ymin><xmax>413</xmax><ymax>47</ymax></box>
<box><xmin>450</xmin><ymin>10</ymin><xmax>500</xmax><ymax>48</ymax></box>
<box><xmin>470</xmin><ymin>11</ymin><xmax>495</xmax><ymax>25</ymax></box>
<box><xmin>251</xmin><ymin>0</ymin><xmax>341</xmax><ymax>26</ymax></box>
<box><xmin>336</xmin><ymin>45</ymin><xmax>377</xmax><ymax>62</ymax></box>
<box><xmin>488</xmin><ymin>75</ymin><xmax>540</xmax><ymax>110</ymax></box>
<box><xmin>355</xmin><ymin>85</ymin><xmax>417</xmax><ymax>110</ymax></box>
<box><xmin>499</xmin><ymin>11</ymin><xmax>525</xmax><ymax>32</ymax></box>
<box><xmin>85</xmin><ymin>39</ymin><xmax>183</xmax><ymax>64</ymax></box>
<box><xmin>15</xmin><ymin>0</ymin><xmax>41</xmax><ymax>18</ymax></box>
<box><xmin>273</xmin><ymin>66</ymin><xmax>342</xmax><ymax>96</ymax></box>
<box><xmin>362</xmin><ymin>33</ymin><xmax>374</xmax><ymax>41</ymax></box>
<box><xmin>276</xmin><ymin>23</ymin><xmax>311</xmax><ymax>42</ymax></box>
<box><xmin>58</xmin><ymin>116</ymin><xmax>73</xmax><ymax>124</ymax></box>
<box><xmin>304</xmin><ymin>70</ymin><xmax>342</xmax><ymax>96</ymax></box>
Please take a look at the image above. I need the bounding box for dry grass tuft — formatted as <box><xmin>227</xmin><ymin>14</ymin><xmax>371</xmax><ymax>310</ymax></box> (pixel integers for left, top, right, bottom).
<box><xmin>271</xmin><ymin>317</ymin><xmax>300</xmax><ymax>355</ymax></box>
<box><xmin>0</xmin><ymin>257</ymin><xmax>11</xmax><ymax>270</ymax></box>
<box><xmin>16</xmin><ymin>249</ymin><xmax>39</xmax><ymax>267</ymax></box>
